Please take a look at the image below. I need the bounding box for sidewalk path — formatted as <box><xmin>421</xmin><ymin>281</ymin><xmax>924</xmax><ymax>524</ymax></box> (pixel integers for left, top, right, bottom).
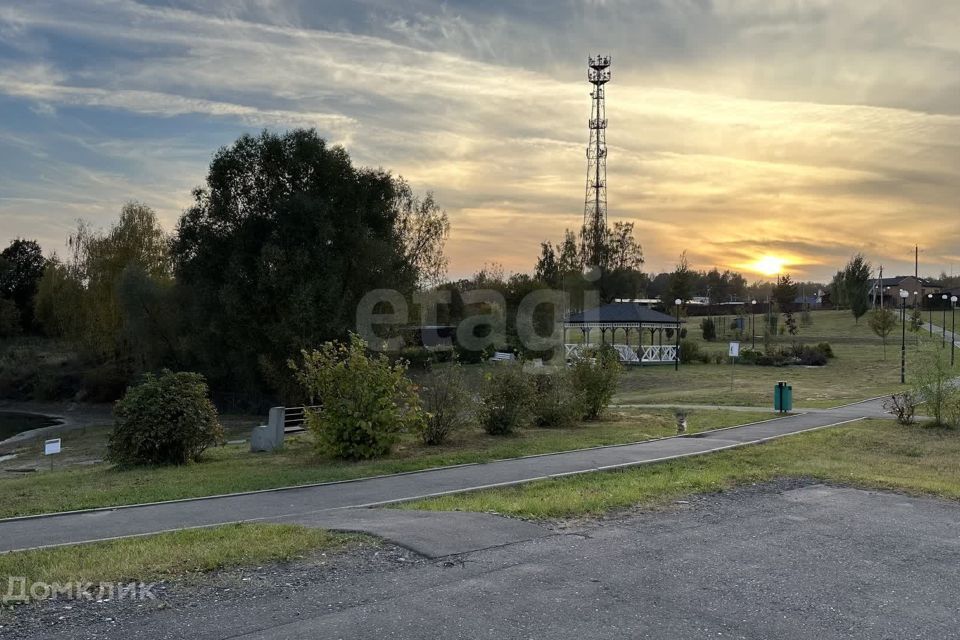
<box><xmin>0</xmin><ymin>399</ymin><xmax>889</xmax><ymax>557</ymax></box>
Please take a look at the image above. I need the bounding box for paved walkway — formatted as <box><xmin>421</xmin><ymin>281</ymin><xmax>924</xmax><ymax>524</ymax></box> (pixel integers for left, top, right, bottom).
<box><xmin>0</xmin><ymin>398</ymin><xmax>889</xmax><ymax>557</ymax></box>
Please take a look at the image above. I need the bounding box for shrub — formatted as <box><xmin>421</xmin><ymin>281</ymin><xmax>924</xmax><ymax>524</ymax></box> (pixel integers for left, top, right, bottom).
<box><xmin>291</xmin><ymin>333</ymin><xmax>424</xmax><ymax>460</ymax></box>
<box><xmin>81</xmin><ymin>360</ymin><xmax>131</xmax><ymax>402</ymax></box>
<box><xmin>478</xmin><ymin>363</ymin><xmax>535</xmax><ymax>435</ymax></box>
<box><xmin>0</xmin><ymin>298</ymin><xmax>22</xmax><ymax>338</ymax></box>
<box><xmin>911</xmin><ymin>345</ymin><xmax>958</xmax><ymax>427</ymax></box>
<box><xmin>454</xmin><ymin>343</ymin><xmax>488</xmax><ymax>365</ymax></box>
<box><xmin>883</xmin><ymin>392</ymin><xmax>918</xmax><ymax>425</ymax></box>
<box><xmin>714</xmin><ymin>354</ymin><xmax>725</xmax><ymax>365</ymax></box>
<box><xmin>700</xmin><ymin>317</ymin><xmax>717</xmax><ymax>341</ymax></box>
<box><xmin>570</xmin><ymin>346</ymin><xmax>622</xmax><ymax>420</ymax></box>
<box><xmin>678</xmin><ymin>339</ymin><xmax>700</xmax><ymax>364</ymax></box>
<box><xmin>532</xmin><ymin>369</ymin><xmax>586</xmax><ymax>429</ymax></box>
<box><xmin>418</xmin><ymin>362</ymin><xmax>473</xmax><ymax>445</ymax></box>
<box><xmin>107</xmin><ymin>370</ymin><xmax>223</xmax><ymax>466</ymax></box>
<box><xmin>815</xmin><ymin>342</ymin><xmax>835</xmax><ymax>358</ymax></box>
<box><xmin>392</xmin><ymin>347</ymin><xmax>435</xmax><ymax>371</ymax></box>
<box><xmin>795</xmin><ymin>345</ymin><xmax>828</xmax><ymax>366</ymax></box>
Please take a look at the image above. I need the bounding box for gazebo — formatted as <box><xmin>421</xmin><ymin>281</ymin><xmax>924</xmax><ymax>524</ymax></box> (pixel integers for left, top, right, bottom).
<box><xmin>564</xmin><ymin>302</ymin><xmax>684</xmax><ymax>364</ymax></box>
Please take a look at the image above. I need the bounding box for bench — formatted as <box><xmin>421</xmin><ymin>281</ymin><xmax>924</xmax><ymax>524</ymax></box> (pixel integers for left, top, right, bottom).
<box><xmin>250</xmin><ymin>405</ymin><xmax>321</xmax><ymax>452</ymax></box>
<box><xmin>490</xmin><ymin>351</ymin><xmax>516</xmax><ymax>362</ymax></box>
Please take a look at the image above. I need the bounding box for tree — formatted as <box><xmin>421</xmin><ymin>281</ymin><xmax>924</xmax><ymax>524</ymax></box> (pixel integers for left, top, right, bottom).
<box><xmin>868</xmin><ymin>307</ymin><xmax>897</xmax><ymax>359</ymax></box>
<box><xmin>392</xmin><ymin>179</ymin><xmax>450</xmax><ymax>287</ymax></box>
<box><xmin>773</xmin><ymin>273</ymin><xmax>800</xmax><ymax>335</ymax></box>
<box><xmin>772</xmin><ymin>274</ymin><xmax>799</xmax><ymax>307</ymax></box>
<box><xmin>534</xmin><ymin>241</ymin><xmax>560</xmax><ymax>286</ymax></box>
<box><xmin>829</xmin><ymin>270</ymin><xmax>847</xmax><ymax>309</ymax></box>
<box><xmin>664</xmin><ymin>252</ymin><xmax>695</xmax><ymax>309</ymax></box>
<box><xmin>603</xmin><ymin>221</ymin><xmax>644</xmax><ymax>272</ymax></box>
<box><xmin>34</xmin><ymin>203</ymin><xmax>172</xmax><ymax>367</ymax></box>
<box><xmin>0</xmin><ymin>238</ymin><xmax>46</xmax><ymax>332</ymax></box>
<box><xmin>909</xmin><ymin>307</ymin><xmax>923</xmax><ymax>333</ymax></box>
<box><xmin>171</xmin><ymin>129</ymin><xmax>428</xmax><ymax>394</ymax></box>
<box><xmin>842</xmin><ymin>254</ymin><xmax>872</xmax><ymax>323</ymax></box>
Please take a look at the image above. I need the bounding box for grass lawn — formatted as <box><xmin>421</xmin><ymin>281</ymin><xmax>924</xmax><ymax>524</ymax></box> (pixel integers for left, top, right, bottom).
<box><xmin>404</xmin><ymin>419</ymin><xmax>960</xmax><ymax>519</ymax></box>
<box><xmin>614</xmin><ymin>309</ymin><xmax>949</xmax><ymax>408</ymax></box>
<box><xmin>0</xmin><ymin>524</ymin><xmax>364</xmax><ymax>601</ymax></box>
<box><xmin>0</xmin><ymin>407</ymin><xmax>770</xmax><ymax>519</ymax></box>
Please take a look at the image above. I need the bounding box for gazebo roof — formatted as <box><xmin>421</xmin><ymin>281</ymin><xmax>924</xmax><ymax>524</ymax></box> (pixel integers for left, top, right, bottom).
<box><xmin>565</xmin><ymin>302</ymin><xmax>682</xmax><ymax>325</ymax></box>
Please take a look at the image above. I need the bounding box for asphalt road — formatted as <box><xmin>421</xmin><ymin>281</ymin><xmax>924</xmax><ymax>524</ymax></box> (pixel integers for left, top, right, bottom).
<box><xmin>0</xmin><ymin>402</ymin><xmax>879</xmax><ymax>555</ymax></box>
<box><xmin>7</xmin><ymin>481</ymin><xmax>960</xmax><ymax>639</ymax></box>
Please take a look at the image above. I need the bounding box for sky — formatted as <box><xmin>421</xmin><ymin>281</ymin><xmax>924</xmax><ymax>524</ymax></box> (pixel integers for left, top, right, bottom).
<box><xmin>1</xmin><ymin>0</ymin><xmax>958</xmax><ymax>282</ymax></box>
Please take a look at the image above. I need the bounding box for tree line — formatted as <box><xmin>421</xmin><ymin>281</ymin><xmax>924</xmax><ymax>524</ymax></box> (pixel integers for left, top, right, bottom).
<box><xmin>3</xmin><ymin>129</ymin><xmax>449</xmax><ymax>401</ymax></box>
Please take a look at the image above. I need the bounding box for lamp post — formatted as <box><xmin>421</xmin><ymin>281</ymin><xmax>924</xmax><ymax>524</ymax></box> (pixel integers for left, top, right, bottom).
<box><xmin>751</xmin><ymin>300</ymin><xmax>757</xmax><ymax>349</ymax></box>
<box><xmin>928</xmin><ymin>293</ymin><xmax>933</xmax><ymax>335</ymax></box>
<box><xmin>943</xmin><ymin>294</ymin><xmax>949</xmax><ymax>347</ymax></box>
<box><xmin>900</xmin><ymin>289</ymin><xmax>909</xmax><ymax>384</ymax></box>
<box><xmin>952</xmin><ymin>296</ymin><xmax>958</xmax><ymax>367</ymax></box>
<box><xmin>674</xmin><ymin>298</ymin><xmax>682</xmax><ymax>371</ymax></box>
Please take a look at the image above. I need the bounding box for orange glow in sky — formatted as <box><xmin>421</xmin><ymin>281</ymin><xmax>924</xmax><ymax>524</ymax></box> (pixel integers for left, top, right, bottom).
<box><xmin>751</xmin><ymin>256</ymin><xmax>787</xmax><ymax>277</ymax></box>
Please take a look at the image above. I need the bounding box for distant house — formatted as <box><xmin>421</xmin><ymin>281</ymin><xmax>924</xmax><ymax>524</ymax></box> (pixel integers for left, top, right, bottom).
<box><xmin>794</xmin><ymin>292</ymin><xmax>825</xmax><ymax>308</ymax></box>
<box><xmin>869</xmin><ymin>276</ymin><xmax>940</xmax><ymax>308</ymax></box>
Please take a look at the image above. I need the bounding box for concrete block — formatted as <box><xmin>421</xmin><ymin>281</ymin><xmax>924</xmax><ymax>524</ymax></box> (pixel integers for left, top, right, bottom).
<box><xmin>250</xmin><ymin>425</ymin><xmax>276</xmax><ymax>452</ymax></box>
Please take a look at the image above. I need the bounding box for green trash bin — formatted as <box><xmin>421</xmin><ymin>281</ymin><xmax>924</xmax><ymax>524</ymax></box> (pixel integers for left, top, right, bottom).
<box><xmin>774</xmin><ymin>381</ymin><xmax>793</xmax><ymax>412</ymax></box>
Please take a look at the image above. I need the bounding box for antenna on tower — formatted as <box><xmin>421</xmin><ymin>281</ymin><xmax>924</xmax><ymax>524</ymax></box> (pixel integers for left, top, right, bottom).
<box><xmin>582</xmin><ymin>54</ymin><xmax>611</xmax><ymax>268</ymax></box>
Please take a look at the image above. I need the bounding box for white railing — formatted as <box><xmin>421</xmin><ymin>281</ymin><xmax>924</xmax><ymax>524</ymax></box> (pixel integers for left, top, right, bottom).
<box><xmin>641</xmin><ymin>345</ymin><xmax>677</xmax><ymax>363</ymax></box>
<box><xmin>564</xmin><ymin>343</ymin><xmax>677</xmax><ymax>364</ymax></box>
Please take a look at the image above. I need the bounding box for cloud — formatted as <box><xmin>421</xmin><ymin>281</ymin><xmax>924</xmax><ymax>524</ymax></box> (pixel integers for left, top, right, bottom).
<box><xmin>0</xmin><ymin>0</ymin><xmax>958</xmax><ymax>281</ymax></box>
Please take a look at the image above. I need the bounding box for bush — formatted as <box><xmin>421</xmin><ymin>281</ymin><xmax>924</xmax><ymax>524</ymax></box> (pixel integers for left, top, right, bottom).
<box><xmin>570</xmin><ymin>346</ymin><xmax>622</xmax><ymax>420</ymax></box>
<box><xmin>454</xmin><ymin>343</ymin><xmax>488</xmax><ymax>365</ymax></box>
<box><xmin>700</xmin><ymin>317</ymin><xmax>716</xmax><ymax>341</ymax></box>
<box><xmin>418</xmin><ymin>362</ymin><xmax>473</xmax><ymax>445</ymax></box>
<box><xmin>532</xmin><ymin>369</ymin><xmax>586</xmax><ymax>429</ymax></box>
<box><xmin>0</xmin><ymin>298</ymin><xmax>22</xmax><ymax>338</ymax></box>
<box><xmin>816</xmin><ymin>342</ymin><xmax>835</xmax><ymax>358</ymax></box>
<box><xmin>107</xmin><ymin>370</ymin><xmax>223</xmax><ymax>466</ymax></box>
<box><xmin>678</xmin><ymin>339</ymin><xmax>700</xmax><ymax>364</ymax></box>
<box><xmin>392</xmin><ymin>347</ymin><xmax>435</xmax><ymax>371</ymax></box>
<box><xmin>291</xmin><ymin>333</ymin><xmax>424</xmax><ymax>460</ymax></box>
<box><xmin>698</xmin><ymin>352</ymin><xmax>711</xmax><ymax>364</ymax></box>
<box><xmin>883</xmin><ymin>392</ymin><xmax>918</xmax><ymax>425</ymax></box>
<box><xmin>478</xmin><ymin>363</ymin><xmax>535</xmax><ymax>435</ymax></box>
<box><xmin>80</xmin><ymin>360</ymin><xmax>131</xmax><ymax>402</ymax></box>
<box><xmin>911</xmin><ymin>345</ymin><xmax>959</xmax><ymax>427</ymax></box>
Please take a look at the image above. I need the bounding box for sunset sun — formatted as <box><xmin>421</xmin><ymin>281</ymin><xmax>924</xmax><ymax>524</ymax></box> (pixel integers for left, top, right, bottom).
<box><xmin>752</xmin><ymin>255</ymin><xmax>787</xmax><ymax>277</ymax></box>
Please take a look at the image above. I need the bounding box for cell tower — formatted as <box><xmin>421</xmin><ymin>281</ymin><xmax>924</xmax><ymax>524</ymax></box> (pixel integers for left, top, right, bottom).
<box><xmin>582</xmin><ymin>54</ymin><xmax>611</xmax><ymax>267</ymax></box>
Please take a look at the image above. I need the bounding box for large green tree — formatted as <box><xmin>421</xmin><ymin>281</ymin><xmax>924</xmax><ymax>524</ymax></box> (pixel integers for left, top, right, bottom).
<box><xmin>171</xmin><ymin>129</ymin><xmax>441</xmax><ymax>393</ymax></box>
<box><xmin>0</xmin><ymin>238</ymin><xmax>46</xmax><ymax>332</ymax></box>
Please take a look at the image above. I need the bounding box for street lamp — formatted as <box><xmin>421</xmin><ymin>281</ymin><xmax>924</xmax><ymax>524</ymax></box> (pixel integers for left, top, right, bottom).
<box><xmin>750</xmin><ymin>300</ymin><xmax>757</xmax><ymax>349</ymax></box>
<box><xmin>674</xmin><ymin>298</ymin><xmax>682</xmax><ymax>371</ymax></box>
<box><xmin>952</xmin><ymin>295</ymin><xmax>958</xmax><ymax>367</ymax></box>
<box><xmin>900</xmin><ymin>289</ymin><xmax>909</xmax><ymax>384</ymax></box>
<box><xmin>942</xmin><ymin>294</ymin><xmax>949</xmax><ymax>347</ymax></box>
<box><xmin>928</xmin><ymin>293</ymin><xmax>934</xmax><ymax>335</ymax></box>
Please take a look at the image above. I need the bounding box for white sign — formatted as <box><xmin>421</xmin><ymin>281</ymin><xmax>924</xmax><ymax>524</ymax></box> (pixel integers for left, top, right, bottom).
<box><xmin>44</xmin><ymin>439</ymin><xmax>61</xmax><ymax>456</ymax></box>
<box><xmin>728</xmin><ymin>342</ymin><xmax>740</xmax><ymax>358</ymax></box>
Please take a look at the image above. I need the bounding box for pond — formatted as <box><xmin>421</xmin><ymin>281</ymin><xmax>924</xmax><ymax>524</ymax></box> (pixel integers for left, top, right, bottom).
<box><xmin>0</xmin><ymin>412</ymin><xmax>61</xmax><ymax>441</ymax></box>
